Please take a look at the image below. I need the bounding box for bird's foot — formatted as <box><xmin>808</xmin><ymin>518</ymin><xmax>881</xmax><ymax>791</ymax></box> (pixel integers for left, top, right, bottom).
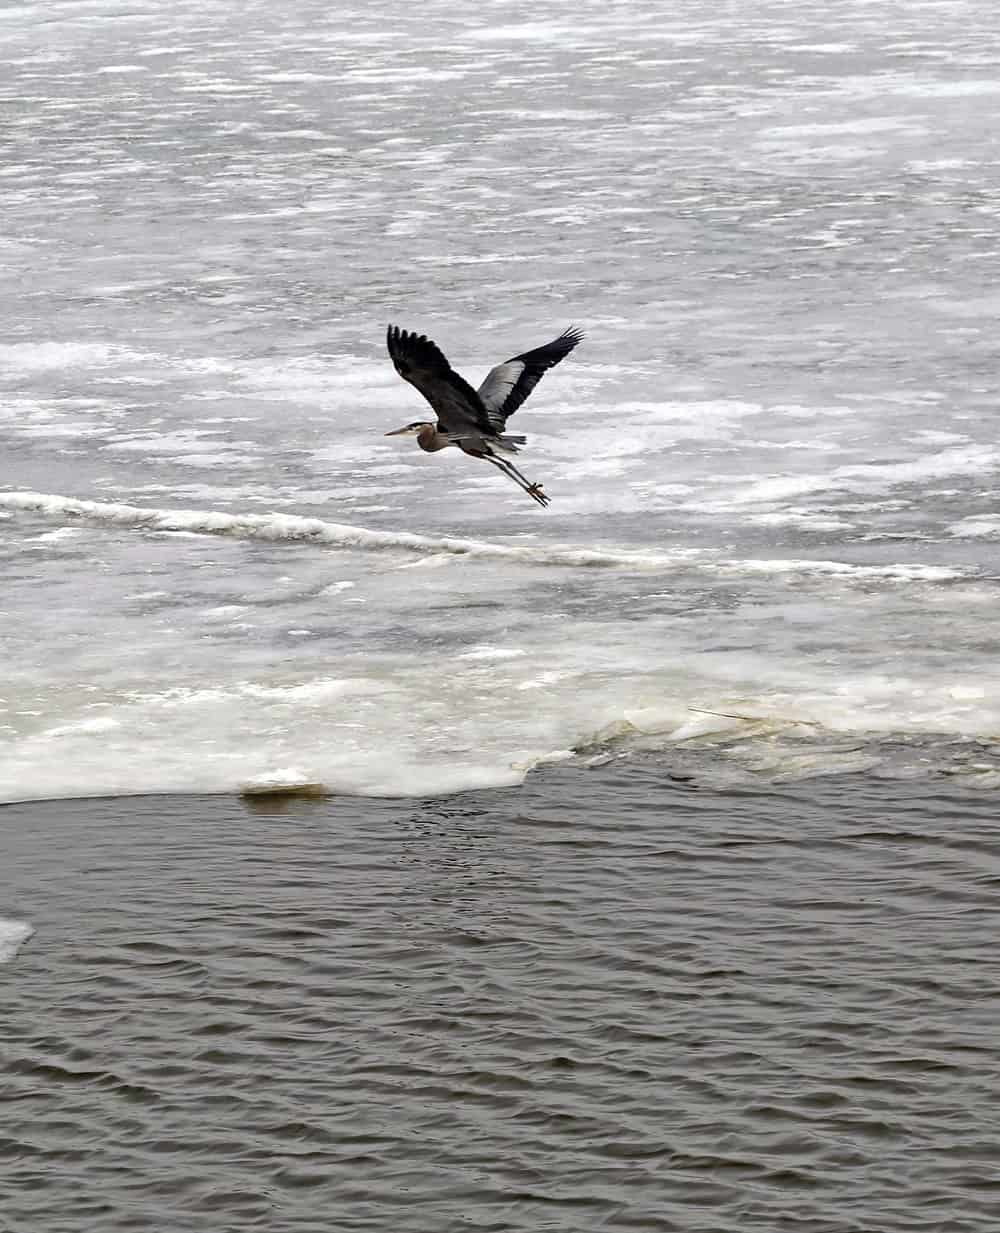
<box><xmin>527</xmin><ymin>483</ymin><xmax>550</xmax><ymax>507</ymax></box>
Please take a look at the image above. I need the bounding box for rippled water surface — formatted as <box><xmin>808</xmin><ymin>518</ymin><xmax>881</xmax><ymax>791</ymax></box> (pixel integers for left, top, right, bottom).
<box><xmin>5</xmin><ymin>771</ymin><xmax>1000</xmax><ymax>1231</ymax></box>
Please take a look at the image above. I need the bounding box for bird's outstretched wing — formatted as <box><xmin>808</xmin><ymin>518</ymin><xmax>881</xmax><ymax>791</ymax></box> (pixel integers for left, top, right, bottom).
<box><xmin>478</xmin><ymin>326</ymin><xmax>584</xmax><ymax>428</ymax></box>
<box><xmin>386</xmin><ymin>325</ymin><xmax>495</xmax><ymax>437</ymax></box>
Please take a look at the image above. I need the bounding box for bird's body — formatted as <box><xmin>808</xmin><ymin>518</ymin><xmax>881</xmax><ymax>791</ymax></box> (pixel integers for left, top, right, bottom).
<box><xmin>384</xmin><ymin>324</ymin><xmax>584</xmax><ymax>506</ymax></box>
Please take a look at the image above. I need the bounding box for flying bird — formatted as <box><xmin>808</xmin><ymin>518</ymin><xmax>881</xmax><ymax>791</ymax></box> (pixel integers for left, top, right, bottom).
<box><xmin>384</xmin><ymin>324</ymin><xmax>584</xmax><ymax>507</ymax></box>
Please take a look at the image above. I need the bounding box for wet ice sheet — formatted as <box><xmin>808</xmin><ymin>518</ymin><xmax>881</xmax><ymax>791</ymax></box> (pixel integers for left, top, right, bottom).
<box><xmin>0</xmin><ymin>919</ymin><xmax>33</xmax><ymax>964</ymax></box>
<box><xmin>3</xmin><ymin>0</ymin><xmax>1000</xmax><ymax>801</ymax></box>
<box><xmin>2</xmin><ymin>505</ymin><xmax>998</xmax><ymax>801</ymax></box>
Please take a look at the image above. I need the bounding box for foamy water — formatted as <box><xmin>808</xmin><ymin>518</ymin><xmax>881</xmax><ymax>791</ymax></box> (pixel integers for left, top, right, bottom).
<box><xmin>3</xmin><ymin>0</ymin><xmax>1000</xmax><ymax>803</ymax></box>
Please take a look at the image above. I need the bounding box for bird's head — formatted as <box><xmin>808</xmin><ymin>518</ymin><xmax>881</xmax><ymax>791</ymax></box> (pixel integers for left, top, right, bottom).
<box><xmin>384</xmin><ymin>421</ymin><xmax>434</xmax><ymax>438</ymax></box>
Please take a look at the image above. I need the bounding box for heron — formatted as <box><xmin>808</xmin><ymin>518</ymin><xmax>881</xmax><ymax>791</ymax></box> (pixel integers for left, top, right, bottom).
<box><xmin>384</xmin><ymin>323</ymin><xmax>584</xmax><ymax>507</ymax></box>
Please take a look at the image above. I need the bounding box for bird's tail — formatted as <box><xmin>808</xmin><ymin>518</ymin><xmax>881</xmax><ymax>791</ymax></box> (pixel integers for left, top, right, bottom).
<box><xmin>493</xmin><ymin>433</ymin><xmax>527</xmax><ymax>454</ymax></box>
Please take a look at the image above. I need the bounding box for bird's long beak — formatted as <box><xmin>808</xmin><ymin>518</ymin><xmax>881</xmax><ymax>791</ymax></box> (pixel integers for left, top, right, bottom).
<box><xmin>384</xmin><ymin>426</ymin><xmax>410</xmax><ymax>436</ymax></box>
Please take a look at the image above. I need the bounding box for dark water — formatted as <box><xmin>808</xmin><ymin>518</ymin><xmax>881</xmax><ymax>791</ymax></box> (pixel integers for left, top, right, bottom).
<box><xmin>4</xmin><ymin>763</ymin><xmax>1000</xmax><ymax>1232</ymax></box>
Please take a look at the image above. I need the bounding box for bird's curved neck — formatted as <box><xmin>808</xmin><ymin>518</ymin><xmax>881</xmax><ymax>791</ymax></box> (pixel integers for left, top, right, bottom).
<box><xmin>417</xmin><ymin>424</ymin><xmax>448</xmax><ymax>452</ymax></box>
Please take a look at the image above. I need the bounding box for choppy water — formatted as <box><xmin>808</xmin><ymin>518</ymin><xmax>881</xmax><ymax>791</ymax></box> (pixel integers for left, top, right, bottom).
<box><xmin>5</xmin><ymin>774</ymin><xmax>1000</xmax><ymax>1232</ymax></box>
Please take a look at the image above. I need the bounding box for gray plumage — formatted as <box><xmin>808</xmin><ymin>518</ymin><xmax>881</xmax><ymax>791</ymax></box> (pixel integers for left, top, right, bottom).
<box><xmin>478</xmin><ymin>327</ymin><xmax>585</xmax><ymax>427</ymax></box>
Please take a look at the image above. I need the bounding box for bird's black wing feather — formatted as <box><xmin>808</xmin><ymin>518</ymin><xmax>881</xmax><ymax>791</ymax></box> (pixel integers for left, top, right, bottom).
<box><xmin>478</xmin><ymin>326</ymin><xmax>584</xmax><ymax>428</ymax></box>
<box><xmin>386</xmin><ymin>325</ymin><xmax>495</xmax><ymax>437</ymax></box>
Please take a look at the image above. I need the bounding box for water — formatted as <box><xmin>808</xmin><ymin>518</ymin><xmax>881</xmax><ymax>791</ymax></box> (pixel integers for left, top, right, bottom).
<box><xmin>5</xmin><ymin>775</ymin><xmax>1000</xmax><ymax>1232</ymax></box>
<box><xmin>3</xmin><ymin>1</ymin><xmax>1000</xmax><ymax>1225</ymax></box>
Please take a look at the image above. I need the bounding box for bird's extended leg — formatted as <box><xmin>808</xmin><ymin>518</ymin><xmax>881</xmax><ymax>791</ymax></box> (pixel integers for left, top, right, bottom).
<box><xmin>493</xmin><ymin>455</ymin><xmax>550</xmax><ymax>505</ymax></box>
<box><xmin>483</xmin><ymin>453</ymin><xmax>550</xmax><ymax>507</ymax></box>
